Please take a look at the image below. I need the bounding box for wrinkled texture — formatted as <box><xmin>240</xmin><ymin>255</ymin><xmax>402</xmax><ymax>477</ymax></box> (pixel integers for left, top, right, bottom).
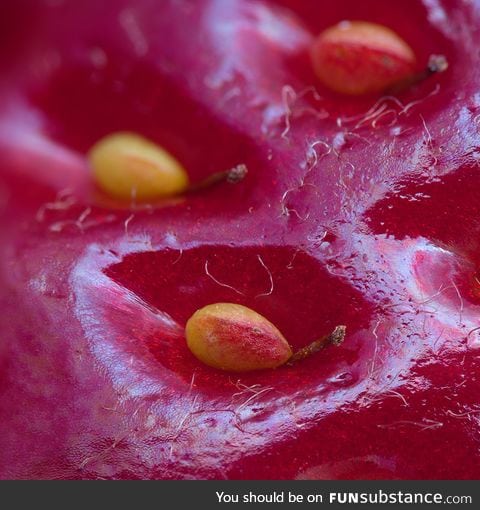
<box><xmin>1</xmin><ymin>0</ymin><xmax>480</xmax><ymax>480</ymax></box>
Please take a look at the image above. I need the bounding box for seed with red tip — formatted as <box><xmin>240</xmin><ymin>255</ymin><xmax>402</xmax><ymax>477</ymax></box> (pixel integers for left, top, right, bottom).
<box><xmin>88</xmin><ymin>132</ymin><xmax>189</xmax><ymax>201</ymax></box>
<box><xmin>311</xmin><ymin>20</ymin><xmax>416</xmax><ymax>95</ymax></box>
<box><xmin>185</xmin><ymin>303</ymin><xmax>292</xmax><ymax>372</ymax></box>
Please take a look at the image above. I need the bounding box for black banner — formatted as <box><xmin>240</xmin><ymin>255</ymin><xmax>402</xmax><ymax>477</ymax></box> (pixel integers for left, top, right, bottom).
<box><xmin>1</xmin><ymin>481</ymin><xmax>477</xmax><ymax>509</ymax></box>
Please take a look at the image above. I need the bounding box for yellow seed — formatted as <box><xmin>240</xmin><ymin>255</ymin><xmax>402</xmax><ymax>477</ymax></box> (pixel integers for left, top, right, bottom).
<box><xmin>185</xmin><ymin>303</ymin><xmax>292</xmax><ymax>372</ymax></box>
<box><xmin>88</xmin><ymin>132</ymin><xmax>189</xmax><ymax>201</ymax></box>
<box><xmin>311</xmin><ymin>21</ymin><xmax>416</xmax><ymax>95</ymax></box>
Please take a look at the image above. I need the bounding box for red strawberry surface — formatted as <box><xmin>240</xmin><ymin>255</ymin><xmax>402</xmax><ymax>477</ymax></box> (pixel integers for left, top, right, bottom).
<box><xmin>1</xmin><ymin>0</ymin><xmax>480</xmax><ymax>479</ymax></box>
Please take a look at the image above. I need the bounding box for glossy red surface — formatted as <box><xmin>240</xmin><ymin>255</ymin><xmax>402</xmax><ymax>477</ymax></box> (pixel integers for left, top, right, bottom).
<box><xmin>1</xmin><ymin>0</ymin><xmax>480</xmax><ymax>479</ymax></box>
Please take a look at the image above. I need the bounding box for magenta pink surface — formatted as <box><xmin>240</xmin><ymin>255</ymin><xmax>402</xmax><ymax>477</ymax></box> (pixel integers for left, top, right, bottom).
<box><xmin>1</xmin><ymin>0</ymin><xmax>480</xmax><ymax>479</ymax></box>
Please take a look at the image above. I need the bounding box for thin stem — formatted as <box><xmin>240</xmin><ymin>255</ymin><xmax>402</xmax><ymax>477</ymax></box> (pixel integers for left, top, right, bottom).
<box><xmin>388</xmin><ymin>54</ymin><xmax>448</xmax><ymax>94</ymax></box>
<box><xmin>188</xmin><ymin>164</ymin><xmax>248</xmax><ymax>193</ymax></box>
<box><xmin>288</xmin><ymin>325</ymin><xmax>346</xmax><ymax>364</ymax></box>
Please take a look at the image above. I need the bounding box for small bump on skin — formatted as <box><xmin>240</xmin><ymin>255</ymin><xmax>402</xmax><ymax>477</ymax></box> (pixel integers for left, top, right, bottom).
<box><xmin>88</xmin><ymin>132</ymin><xmax>189</xmax><ymax>201</ymax></box>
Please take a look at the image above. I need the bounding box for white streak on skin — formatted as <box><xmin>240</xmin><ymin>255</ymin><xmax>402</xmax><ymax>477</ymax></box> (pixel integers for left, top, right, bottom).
<box><xmin>414</xmin><ymin>283</ymin><xmax>452</xmax><ymax>305</ymax></box>
<box><xmin>354</xmin><ymin>103</ymin><xmax>389</xmax><ymax>130</ymax></box>
<box><xmin>79</xmin><ymin>435</ymin><xmax>127</xmax><ymax>470</ymax></box>
<box><xmin>124</xmin><ymin>214</ymin><xmax>134</xmax><ymax>235</ymax></box>
<box><xmin>362</xmin><ymin>386</ymin><xmax>409</xmax><ymax>407</ymax></box>
<box><xmin>369</xmin><ymin>319</ymin><xmax>381</xmax><ymax>378</ymax></box>
<box><xmin>372</xmin><ymin>109</ymin><xmax>398</xmax><ymax>129</ymax></box>
<box><xmin>399</xmin><ymin>83</ymin><xmax>440</xmax><ymax>115</ymax></box>
<box><xmin>338</xmin><ymin>101</ymin><xmax>387</xmax><ymax>128</ymax></box>
<box><xmin>339</xmin><ymin>97</ymin><xmax>399</xmax><ymax>126</ymax></box>
<box><xmin>383</xmin><ymin>389</ymin><xmax>409</xmax><ymax>407</ymax></box>
<box><xmin>377</xmin><ymin>419</ymin><xmax>443</xmax><ymax>431</ymax></box>
<box><xmin>281</xmin><ymin>85</ymin><xmax>295</xmax><ymax>139</ymax></box>
<box><xmin>172</xmin><ymin>249</ymin><xmax>183</xmax><ymax>265</ymax></box>
<box><xmin>432</xmin><ymin>329</ymin><xmax>445</xmax><ymax>351</ymax></box>
<box><xmin>306</xmin><ymin>140</ymin><xmax>331</xmax><ymax>173</ymax></box>
<box><xmin>467</xmin><ymin>326</ymin><xmax>480</xmax><ymax>338</ymax></box>
<box><xmin>339</xmin><ymin>161</ymin><xmax>355</xmax><ymax>191</ymax></box>
<box><xmin>286</xmin><ymin>249</ymin><xmax>301</xmax><ymax>269</ymax></box>
<box><xmin>467</xmin><ymin>326</ymin><xmax>480</xmax><ymax>348</ymax></box>
<box><xmin>119</xmin><ymin>9</ymin><xmax>149</xmax><ymax>57</ymax></box>
<box><xmin>132</xmin><ymin>402</ymin><xmax>145</xmax><ymax>419</ymax></box>
<box><xmin>167</xmin><ymin>401</ymin><xmax>265</xmax><ymax>457</ymax></box>
<box><xmin>446</xmin><ymin>408</ymin><xmax>480</xmax><ymax>419</ymax></box>
<box><xmin>343</xmin><ymin>131</ymin><xmax>373</xmax><ymax>147</ymax></box>
<box><xmin>281</xmin><ymin>85</ymin><xmax>325</xmax><ymax>139</ymax></box>
<box><xmin>236</xmin><ymin>387</ymin><xmax>273</xmax><ymax>413</ymax></box>
<box><xmin>188</xmin><ymin>371</ymin><xmax>197</xmax><ymax>395</ymax></box>
<box><xmin>48</xmin><ymin>222</ymin><xmax>69</xmax><ymax>232</ymax></box>
<box><xmin>232</xmin><ymin>381</ymin><xmax>264</xmax><ymax>398</ymax></box>
<box><xmin>168</xmin><ymin>395</ymin><xmax>200</xmax><ymax>459</ymax></box>
<box><xmin>420</xmin><ymin>114</ymin><xmax>433</xmax><ymax>147</ymax></box>
<box><xmin>49</xmin><ymin>207</ymin><xmax>90</xmax><ymax>232</ymax></box>
<box><xmin>255</xmin><ymin>254</ymin><xmax>274</xmax><ymax>298</ymax></box>
<box><xmin>174</xmin><ymin>395</ymin><xmax>199</xmax><ymax>435</ymax></box>
<box><xmin>279</xmin><ymin>187</ymin><xmax>294</xmax><ymax>217</ymax></box>
<box><xmin>76</xmin><ymin>207</ymin><xmax>92</xmax><ymax>231</ymax></box>
<box><xmin>101</xmin><ymin>406</ymin><xmax>120</xmax><ymax>413</ymax></box>
<box><xmin>36</xmin><ymin>189</ymin><xmax>77</xmax><ymax>222</ymax></box>
<box><xmin>450</xmin><ymin>278</ymin><xmax>464</xmax><ymax>324</ymax></box>
<box><xmin>232</xmin><ymin>381</ymin><xmax>300</xmax><ymax>425</ymax></box>
<box><xmin>204</xmin><ymin>260</ymin><xmax>245</xmax><ymax>296</ymax></box>
<box><xmin>77</xmin><ymin>207</ymin><xmax>92</xmax><ymax>224</ymax></box>
<box><xmin>280</xmin><ymin>206</ymin><xmax>310</xmax><ymax>221</ymax></box>
<box><xmin>279</xmin><ymin>138</ymin><xmax>328</xmax><ymax>218</ymax></box>
<box><xmin>337</xmin><ymin>85</ymin><xmax>440</xmax><ymax>133</ymax></box>
<box><xmin>48</xmin><ymin>209</ymin><xmax>116</xmax><ymax>233</ymax></box>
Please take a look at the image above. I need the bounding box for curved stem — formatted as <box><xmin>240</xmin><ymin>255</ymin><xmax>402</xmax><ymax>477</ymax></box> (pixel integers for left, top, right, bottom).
<box><xmin>289</xmin><ymin>325</ymin><xmax>346</xmax><ymax>364</ymax></box>
<box><xmin>187</xmin><ymin>164</ymin><xmax>248</xmax><ymax>193</ymax></box>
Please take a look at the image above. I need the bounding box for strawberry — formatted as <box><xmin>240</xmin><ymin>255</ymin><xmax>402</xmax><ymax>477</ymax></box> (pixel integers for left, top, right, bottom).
<box><xmin>0</xmin><ymin>0</ymin><xmax>479</xmax><ymax>479</ymax></box>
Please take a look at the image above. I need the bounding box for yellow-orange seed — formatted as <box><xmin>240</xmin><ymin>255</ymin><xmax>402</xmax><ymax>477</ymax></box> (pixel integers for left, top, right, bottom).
<box><xmin>311</xmin><ymin>21</ymin><xmax>416</xmax><ymax>95</ymax></box>
<box><xmin>88</xmin><ymin>132</ymin><xmax>189</xmax><ymax>201</ymax></box>
<box><xmin>185</xmin><ymin>303</ymin><xmax>293</xmax><ymax>372</ymax></box>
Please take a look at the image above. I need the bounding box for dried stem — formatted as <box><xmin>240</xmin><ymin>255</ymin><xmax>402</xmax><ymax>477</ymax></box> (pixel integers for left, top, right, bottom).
<box><xmin>388</xmin><ymin>54</ymin><xmax>448</xmax><ymax>94</ymax></box>
<box><xmin>188</xmin><ymin>164</ymin><xmax>248</xmax><ymax>193</ymax></box>
<box><xmin>288</xmin><ymin>325</ymin><xmax>346</xmax><ymax>364</ymax></box>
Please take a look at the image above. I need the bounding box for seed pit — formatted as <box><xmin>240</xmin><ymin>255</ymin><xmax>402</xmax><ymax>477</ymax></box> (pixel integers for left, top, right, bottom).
<box><xmin>105</xmin><ymin>244</ymin><xmax>373</xmax><ymax>387</ymax></box>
